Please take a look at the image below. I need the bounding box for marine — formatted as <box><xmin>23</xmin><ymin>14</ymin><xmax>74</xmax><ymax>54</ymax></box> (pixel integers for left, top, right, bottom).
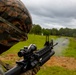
<box><xmin>0</xmin><ymin>0</ymin><xmax>39</xmax><ymax>75</ymax></box>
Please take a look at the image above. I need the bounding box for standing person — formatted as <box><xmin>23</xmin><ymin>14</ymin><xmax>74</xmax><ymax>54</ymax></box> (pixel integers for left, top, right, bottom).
<box><xmin>0</xmin><ymin>0</ymin><xmax>40</xmax><ymax>75</ymax></box>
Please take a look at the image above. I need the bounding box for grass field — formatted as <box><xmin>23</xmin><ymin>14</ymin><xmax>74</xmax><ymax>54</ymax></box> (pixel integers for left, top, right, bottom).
<box><xmin>36</xmin><ymin>37</ymin><xmax>76</xmax><ymax>75</ymax></box>
<box><xmin>1</xmin><ymin>34</ymin><xmax>58</xmax><ymax>55</ymax></box>
<box><xmin>1</xmin><ymin>34</ymin><xmax>76</xmax><ymax>75</ymax></box>
<box><xmin>36</xmin><ymin>66</ymin><xmax>76</xmax><ymax>75</ymax></box>
<box><xmin>63</xmin><ymin>38</ymin><xmax>76</xmax><ymax>58</ymax></box>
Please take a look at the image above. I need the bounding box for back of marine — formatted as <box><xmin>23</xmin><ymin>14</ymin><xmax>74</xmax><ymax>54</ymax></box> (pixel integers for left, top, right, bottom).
<box><xmin>0</xmin><ymin>0</ymin><xmax>32</xmax><ymax>54</ymax></box>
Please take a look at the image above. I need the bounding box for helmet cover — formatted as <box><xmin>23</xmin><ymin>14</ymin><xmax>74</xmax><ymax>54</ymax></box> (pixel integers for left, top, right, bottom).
<box><xmin>0</xmin><ymin>0</ymin><xmax>32</xmax><ymax>54</ymax></box>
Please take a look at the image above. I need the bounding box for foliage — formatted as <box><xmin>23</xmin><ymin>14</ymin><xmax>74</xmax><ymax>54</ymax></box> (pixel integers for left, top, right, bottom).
<box><xmin>42</xmin><ymin>28</ymin><xmax>50</xmax><ymax>35</ymax></box>
<box><xmin>30</xmin><ymin>24</ymin><xmax>42</xmax><ymax>35</ymax></box>
<box><xmin>36</xmin><ymin>66</ymin><xmax>76</xmax><ymax>75</ymax></box>
<box><xmin>30</xmin><ymin>24</ymin><xmax>76</xmax><ymax>37</ymax></box>
<box><xmin>51</xmin><ymin>28</ymin><xmax>59</xmax><ymax>35</ymax></box>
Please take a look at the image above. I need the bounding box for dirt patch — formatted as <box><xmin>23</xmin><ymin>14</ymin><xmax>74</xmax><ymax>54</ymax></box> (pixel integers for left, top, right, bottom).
<box><xmin>0</xmin><ymin>54</ymin><xmax>76</xmax><ymax>70</ymax></box>
<box><xmin>45</xmin><ymin>56</ymin><xmax>76</xmax><ymax>70</ymax></box>
<box><xmin>0</xmin><ymin>54</ymin><xmax>20</xmax><ymax>66</ymax></box>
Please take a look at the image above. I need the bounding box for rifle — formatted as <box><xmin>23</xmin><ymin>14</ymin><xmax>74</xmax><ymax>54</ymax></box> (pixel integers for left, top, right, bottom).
<box><xmin>5</xmin><ymin>36</ymin><xmax>58</xmax><ymax>75</ymax></box>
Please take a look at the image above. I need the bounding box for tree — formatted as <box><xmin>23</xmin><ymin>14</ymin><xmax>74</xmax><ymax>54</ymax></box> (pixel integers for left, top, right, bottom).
<box><xmin>42</xmin><ymin>29</ymin><xmax>50</xmax><ymax>35</ymax></box>
<box><xmin>30</xmin><ymin>24</ymin><xmax>42</xmax><ymax>35</ymax></box>
<box><xmin>59</xmin><ymin>28</ymin><xmax>65</xmax><ymax>36</ymax></box>
<box><xmin>72</xmin><ymin>29</ymin><xmax>76</xmax><ymax>38</ymax></box>
<box><xmin>51</xmin><ymin>28</ymin><xmax>59</xmax><ymax>35</ymax></box>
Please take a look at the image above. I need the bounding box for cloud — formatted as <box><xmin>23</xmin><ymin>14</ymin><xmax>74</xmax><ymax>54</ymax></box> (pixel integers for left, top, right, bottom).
<box><xmin>21</xmin><ymin>0</ymin><xmax>76</xmax><ymax>29</ymax></box>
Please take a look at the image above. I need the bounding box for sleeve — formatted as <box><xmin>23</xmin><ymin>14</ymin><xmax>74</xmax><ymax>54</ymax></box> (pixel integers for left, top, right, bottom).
<box><xmin>0</xmin><ymin>65</ymin><xmax>4</xmax><ymax>75</ymax></box>
<box><xmin>21</xmin><ymin>66</ymin><xmax>40</xmax><ymax>75</ymax></box>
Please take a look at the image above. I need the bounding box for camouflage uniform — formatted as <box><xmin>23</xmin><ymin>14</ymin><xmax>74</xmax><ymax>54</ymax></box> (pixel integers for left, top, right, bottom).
<box><xmin>0</xmin><ymin>0</ymin><xmax>39</xmax><ymax>75</ymax></box>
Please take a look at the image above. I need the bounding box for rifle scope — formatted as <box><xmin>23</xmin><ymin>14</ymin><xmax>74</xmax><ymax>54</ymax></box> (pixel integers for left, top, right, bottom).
<box><xmin>18</xmin><ymin>44</ymin><xmax>37</xmax><ymax>57</ymax></box>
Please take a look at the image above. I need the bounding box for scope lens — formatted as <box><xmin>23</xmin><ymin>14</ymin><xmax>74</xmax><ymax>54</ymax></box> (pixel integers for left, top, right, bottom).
<box><xmin>18</xmin><ymin>50</ymin><xmax>25</xmax><ymax>57</ymax></box>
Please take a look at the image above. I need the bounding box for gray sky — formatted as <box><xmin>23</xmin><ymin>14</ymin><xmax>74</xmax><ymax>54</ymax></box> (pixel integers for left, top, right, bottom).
<box><xmin>21</xmin><ymin>0</ymin><xmax>76</xmax><ymax>29</ymax></box>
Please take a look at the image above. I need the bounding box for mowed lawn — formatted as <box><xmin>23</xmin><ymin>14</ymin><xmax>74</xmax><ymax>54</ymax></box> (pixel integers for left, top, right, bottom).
<box><xmin>1</xmin><ymin>34</ymin><xmax>76</xmax><ymax>75</ymax></box>
<box><xmin>36</xmin><ymin>37</ymin><xmax>76</xmax><ymax>75</ymax></box>
<box><xmin>1</xmin><ymin>34</ymin><xmax>58</xmax><ymax>55</ymax></box>
<box><xmin>36</xmin><ymin>66</ymin><xmax>76</xmax><ymax>75</ymax></box>
<box><xmin>63</xmin><ymin>38</ymin><xmax>76</xmax><ymax>58</ymax></box>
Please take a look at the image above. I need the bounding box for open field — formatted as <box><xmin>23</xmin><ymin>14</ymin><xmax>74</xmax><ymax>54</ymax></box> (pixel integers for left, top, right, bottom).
<box><xmin>1</xmin><ymin>34</ymin><xmax>58</xmax><ymax>55</ymax></box>
<box><xmin>37</xmin><ymin>66</ymin><xmax>76</xmax><ymax>75</ymax></box>
<box><xmin>0</xmin><ymin>34</ymin><xmax>76</xmax><ymax>75</ymax></box>
<box><xmin>63</xmin><ymin>38</ymin><xmax>76</xmax><ymax>58</ymax></box>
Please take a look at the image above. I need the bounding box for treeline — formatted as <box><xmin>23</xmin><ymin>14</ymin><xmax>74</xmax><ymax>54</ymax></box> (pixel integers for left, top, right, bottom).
<box><xmin>30</xmin><ymin>24</ymin><xmax>76</xmax><ymax>37</ymax></box>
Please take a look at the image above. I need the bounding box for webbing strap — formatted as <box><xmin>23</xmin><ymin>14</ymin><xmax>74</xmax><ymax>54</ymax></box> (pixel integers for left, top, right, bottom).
<box><xmin>0</xmin><ymin>16</ymin><xmax>27</xmax><ymax>36</ymax></box>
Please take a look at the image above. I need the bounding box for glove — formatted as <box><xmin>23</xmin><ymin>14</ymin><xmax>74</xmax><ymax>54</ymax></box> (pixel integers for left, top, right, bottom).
<box><xmin>21</xmin><ymin>66</ymin><xmax>40</xmax><ymax>75</ymax></box>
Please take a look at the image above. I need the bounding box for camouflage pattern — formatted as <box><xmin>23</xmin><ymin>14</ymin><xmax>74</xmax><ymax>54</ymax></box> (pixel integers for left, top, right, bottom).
<box><xmin>21</xmin><ymin>66</ymin><xmax>40</xmax><ymax>75</ymax></box>
<box><xmin>0</xmin><ymin>0</ymin><xmax>32</xmax><ymax>54</ymax></box>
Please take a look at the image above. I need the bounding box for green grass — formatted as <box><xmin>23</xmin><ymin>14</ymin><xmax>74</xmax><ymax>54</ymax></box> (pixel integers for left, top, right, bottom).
<box><xmin>63</xmin><ymin>38</ymin><xmax>76</xmax><ymax>58</ymax></box>
<box><xmin>36</xmin><ymin>66</ymin><xmax>76</xmax><ymax>75</ymax></box>
<box><xmin>1</xmin><ymin>35</ymin><xmax>76</xmax><ymax>75</ymax></box>
<box><xmin>1</xmin><ymin>34</ymin><xmax>58</xmax><ymax>56</ymax></box>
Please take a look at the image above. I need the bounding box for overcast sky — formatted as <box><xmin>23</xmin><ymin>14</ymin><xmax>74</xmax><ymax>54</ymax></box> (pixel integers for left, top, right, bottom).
<box><xmin>21</xmin><ymin>0</ymin><xmax>76</xmax><ymax>29</ymax></box>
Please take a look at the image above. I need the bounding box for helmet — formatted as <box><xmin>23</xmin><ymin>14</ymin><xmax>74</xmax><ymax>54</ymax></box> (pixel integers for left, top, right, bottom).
<box><xmin>0</xmin><ymin>0</ymin><xmax>32</xmax><ymax>54</ymax></box>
